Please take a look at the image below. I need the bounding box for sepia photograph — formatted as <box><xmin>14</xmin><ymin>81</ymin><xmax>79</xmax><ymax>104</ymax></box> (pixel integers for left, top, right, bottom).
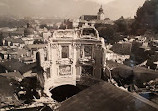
<box><xmin>0</xmin><ymin>0</ymin><xmax>158</xmax><ymax>110</ymax></box>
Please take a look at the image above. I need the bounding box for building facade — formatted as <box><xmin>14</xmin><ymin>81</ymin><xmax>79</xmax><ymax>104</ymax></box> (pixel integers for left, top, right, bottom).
<box><xmin>38</xmin><ymin>25</ymin><xmax>106</xmax><ymax>95</ymax></box>
<box><xmin>80</xmin><ymin>5</ymin><xmax>105</xmax><ymax>21</ymax></box>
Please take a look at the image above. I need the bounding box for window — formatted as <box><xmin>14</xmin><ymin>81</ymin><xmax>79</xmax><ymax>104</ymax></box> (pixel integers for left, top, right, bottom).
<box><xmin>82</xmin><ymin>28</ymin><xmax>96</xmax><ymax>37</ymax></box>
<box><xmin>83</xmin><ymin>45</ymin><xmax>92</xmax><ymax>59</ymax></box>
<box><xmin>56</xmin><ymin>31</ymin><xmax>74</xmax><ymax>38</ymax></box>
<box><xmin>61</xmin><ymin>46</ymin><xmax>69</xmax><ymax>58</ymax></box>
<box><xmin>59</xmin><ymin>65</ymin><xmax>71</xmax><ymax>76</ymax></box>
<box><xmin>81</xmin><ymin>65</ymin><xmax>93</xmax><ymax>76</ymax></box>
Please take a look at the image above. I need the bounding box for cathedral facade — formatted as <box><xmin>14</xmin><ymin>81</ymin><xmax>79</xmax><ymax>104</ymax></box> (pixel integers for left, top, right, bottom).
<box><xmin>80</xmin><ymin>5</ymin><xmax>105</xmax><ymax>21</ymax></box>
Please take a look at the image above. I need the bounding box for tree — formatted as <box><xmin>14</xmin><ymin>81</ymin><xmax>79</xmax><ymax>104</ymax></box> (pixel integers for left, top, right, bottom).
<box><xmin>131</xmin><ymin>0</ymin><xmax>158</xmax><ymax>35</ymax></box>
<box><xmin>114</xmin><ymin>16</ymin><xmax>128</xmax><ymax>35</ymax></box>
<box><xmin>97</xmin><ymin>26</ymin><xmax>115</xmax><ymax>44</ymax></box>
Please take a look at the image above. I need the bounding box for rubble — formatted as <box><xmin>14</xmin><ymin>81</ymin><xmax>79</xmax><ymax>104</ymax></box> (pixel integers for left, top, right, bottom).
<box><xmin>0</xmin><ymin>5</ymin><xmax>158</xmax><ymax>110</ymax></box>
<box><xmin>0</xmin><ymin>76</ymin><xmax>22</xmax><ymax>109</ymax></box>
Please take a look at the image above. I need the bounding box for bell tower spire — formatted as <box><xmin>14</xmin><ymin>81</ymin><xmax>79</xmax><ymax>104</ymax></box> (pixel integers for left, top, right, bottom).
<box><xmin>97</xmin><ymin>5</ymin><xmax>105</xmax><ymax>20</ymax></box>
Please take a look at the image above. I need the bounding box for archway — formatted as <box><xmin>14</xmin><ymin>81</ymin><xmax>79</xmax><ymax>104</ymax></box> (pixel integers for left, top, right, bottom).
<box><xmin>50</xmin><ymin>85</ymin><xmax>81</xmax><ymax>102</ymax></box>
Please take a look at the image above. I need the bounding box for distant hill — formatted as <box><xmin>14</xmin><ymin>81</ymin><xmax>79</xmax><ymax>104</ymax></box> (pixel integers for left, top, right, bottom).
<box><xmin>0</xmin><ymin>16</ymin><xmax>63</xmax><ymax>28</ymax></box>
<box><xmin>36</xmin><ymin>18</ymin><xmax>64</xmax><ymax>25</ymax></box>
<box><xmin>0</xmin><ymin>0</ymin><xmax>146</xmax><ymax>20</ymax></box>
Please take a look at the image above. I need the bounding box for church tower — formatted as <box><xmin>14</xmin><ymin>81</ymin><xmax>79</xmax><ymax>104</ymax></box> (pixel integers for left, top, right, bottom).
<box><xmin>97</xmin><ymin>5</ymin><xmax>105</xmax><ymax>20</ymax></box>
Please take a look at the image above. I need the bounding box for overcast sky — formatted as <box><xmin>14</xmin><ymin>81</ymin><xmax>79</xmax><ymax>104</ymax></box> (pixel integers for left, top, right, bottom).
<box><xmin>0</xmin><ymin>0</ymin><xmax>145</xmax><ymax>20</ymax></box>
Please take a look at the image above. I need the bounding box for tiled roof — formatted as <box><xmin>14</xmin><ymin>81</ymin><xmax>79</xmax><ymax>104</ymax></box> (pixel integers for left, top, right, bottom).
<box><xmin>12</xmin><ymin>38</ymin><xmax>24</xmax><ymax>43</ymax></box>
<box><xmin>0</xmin><ymin>75</ymin><xmax>22</xmax><ymax>108</ymax></box>
<box><xmin>0</xmin><ymin>71</ymin><xmax>23</xmax><ymax>81</ymax></box>
<box><xmin>106</xmin><ymin>60</ymin><xmax>158</xmax><ymax>86</ymax></box>
<box><xmin>133</xmin><ymin>67</ymin><xmax>158</xmax><ymax>83</ymax></box>
<box><xmin>4</xmin><ymin>37</ymin><xmax>24</xmax><ymax>44</ymax></box>
<box><xmin>58</xmin><ymin>82</ymin><xmax>158</xmax><ymax>111</ymax></box>
<box><xmin>19</xmin><ymin>62</ymin><xmax>37</xmax><ymax>74</ymax></box>
<box><xmin>80</xmin><ymin>15</ymin><xmax>98</xmax><ymax>21</ymax></box>
<box><xmin>26</xmin><ymin>44</ymin><xmax>47</xmax><ymax>50</ymax></box>
<box><xmin>0</xmin><ymin>59</ymin><xmax>26</xmax><ymax>72</ymax></box>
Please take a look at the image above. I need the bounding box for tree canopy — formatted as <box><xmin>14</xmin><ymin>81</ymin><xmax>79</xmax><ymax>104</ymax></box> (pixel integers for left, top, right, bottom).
<box><xmin>132</xmin><ymin>0</ymin><xmax>158</xmax><ymax>35</ymax></box>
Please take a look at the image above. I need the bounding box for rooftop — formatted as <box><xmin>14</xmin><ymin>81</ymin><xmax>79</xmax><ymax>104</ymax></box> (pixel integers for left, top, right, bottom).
<box><xmin>26</xmin><ymin>44</ymin><xmax>47</xmax><ymax>50</ymax></box>
<box><xmin>0</xmin><ymin>59</ymin><xmax>26</xmax><ymax>72</ymax></box>
<box><xmin>0</xmin><ymin>71</ymin><xmax>23</xmax><ymax>81</ymax></box>
<box><xmin>4</xmin><ymin>37</ymin><xmax>24</xmax><ymax>44</ymax></box>
<box><xmin>58</xmin><ymin>82</ymin><xmax>158</xmax><ymax>111</ymax></box>
<box><xmin>80</xmin><ymin>15</ymin><xmax>98</xmax><ymax>21</ymax></box>
<box><xmin>19</xmin><ymin>62</ymin><xmax>37</xmax><ymax>74</ymax></box>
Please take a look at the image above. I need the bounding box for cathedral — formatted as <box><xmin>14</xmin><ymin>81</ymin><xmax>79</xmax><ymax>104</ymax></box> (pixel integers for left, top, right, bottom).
<box><xmin>80</xmin><ymin>5</ymin><xmax>105</xmax><ymax>21</ymax></box>
<box><xmin>97</xmin><ymin>5</ymin><xmax>105</xmax><ymax>20</ymax></box>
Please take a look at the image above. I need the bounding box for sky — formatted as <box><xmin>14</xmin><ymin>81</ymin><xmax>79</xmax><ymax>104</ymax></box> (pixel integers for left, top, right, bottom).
<box><xmin>0</xmin><ymin>0</ymin><xmax>146</xmax><ymax>20</ymax></box>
